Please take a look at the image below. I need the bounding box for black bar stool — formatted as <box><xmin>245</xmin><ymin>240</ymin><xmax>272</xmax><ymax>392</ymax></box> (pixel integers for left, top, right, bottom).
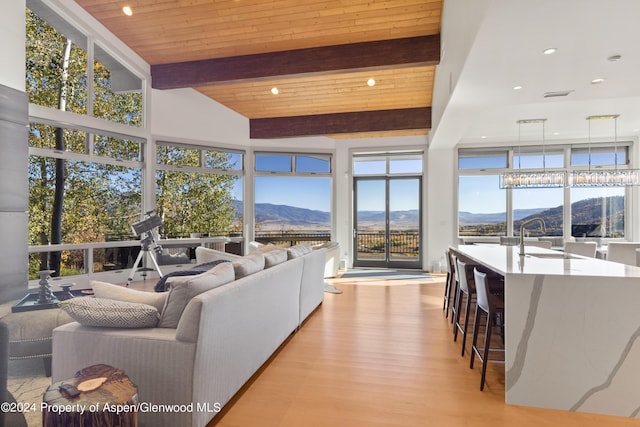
<box><xmin>443</xmin><ymin>249</ymin><xmax>456</xmax><ymax>317</ymax></box>
<box><xmin>470</xmin><ymin>268</ymin><xmax>505</xmax><ymax>391</ymax></box>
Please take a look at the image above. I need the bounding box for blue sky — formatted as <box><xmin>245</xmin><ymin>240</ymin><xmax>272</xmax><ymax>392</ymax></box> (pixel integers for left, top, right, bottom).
<box><xmin>254</xmin><ymin>176</ymin><xmax>331</xmax><ymax>211</ymax></box>
<box><xmin>251</xmin><ymin>176</ymin><xmax>420</xmax><ymax>213</ymax></box>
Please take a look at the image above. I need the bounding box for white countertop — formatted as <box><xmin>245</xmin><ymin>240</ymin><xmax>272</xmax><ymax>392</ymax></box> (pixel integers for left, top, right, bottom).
<box><xmin>454</xmin><ymin>244</ymin><xmax>640</xmax><ymax>278</ymax></box>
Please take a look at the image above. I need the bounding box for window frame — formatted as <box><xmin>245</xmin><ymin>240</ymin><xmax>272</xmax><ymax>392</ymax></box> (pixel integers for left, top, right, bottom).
<box><xmin>456</xmin><ymin>142</ymin><xmax>634</xmax><ymax>240</ymax></box>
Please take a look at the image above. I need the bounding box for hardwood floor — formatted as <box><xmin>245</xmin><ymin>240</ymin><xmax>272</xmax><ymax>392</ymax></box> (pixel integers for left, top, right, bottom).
<box><xmin>206</xmin><ymin>272</ymin><xmax>637</xmax><ymax>427</ymax></box>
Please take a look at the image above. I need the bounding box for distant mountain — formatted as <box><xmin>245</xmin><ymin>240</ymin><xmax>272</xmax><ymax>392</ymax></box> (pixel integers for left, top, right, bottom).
<box><xmin>232</xmin><ymin>201</ymin><xmax>418</xmax><ymax>226</ymax></box>
<box><xmin>233</xmin><ymin>200</ymin><xmax>330</xmax><ymax>226</ymax></box>
<box><xmin>356</xmin><ymin>209</ymin><xmax>419</xmax><ymax>223</ymax></box>
<box><xmin>459</xmin><ymin>208</ymin><xmax>544</xmax><ymax>225</ymax></box>
<box><xmin>516</xmin><ymin>196</ymin><xmax>624</xmax><ymax>234</ymax></box>
<box><xmin>460</xmin><ymin>196</ymin><xmax>624</xmax><ymax>234</ymax></box>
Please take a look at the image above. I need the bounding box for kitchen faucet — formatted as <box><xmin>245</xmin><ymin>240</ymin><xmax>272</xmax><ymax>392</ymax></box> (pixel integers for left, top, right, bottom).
<box><xmin>519</xmin><ymin>218</ymin><xmax>546</xmax><ymax>256</ymax></box>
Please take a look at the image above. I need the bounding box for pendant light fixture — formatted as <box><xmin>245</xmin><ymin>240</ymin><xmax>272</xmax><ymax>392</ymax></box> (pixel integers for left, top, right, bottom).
<box><xmin>500</xmin><ymin>119</ymin><xmax>566</xmax><ymax>188</ymax></box>
<box><xmin>569</xmin><ymin>115</ymin><xmax>640</xmax><ymax>187</ymax></box>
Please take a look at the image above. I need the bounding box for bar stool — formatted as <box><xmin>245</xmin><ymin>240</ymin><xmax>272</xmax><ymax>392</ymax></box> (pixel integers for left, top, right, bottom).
<box><xmin>443</xmin><ymin>249</ymin><xmax>456</xmax><ymax>318</ymax></box>
<box><xmin>470</xmin><ymin>268</ymin><xmax>505</xmax><ymax>391</ymax></box>
<box><xmin>453</xmin><ymin>258</ymin><xmax>475</xmax><ymax>357</ymax></box>
<box><xmin>450</xmin><ymin>253</ymin><xmax>460</xmax><ymax>325</ymax></box>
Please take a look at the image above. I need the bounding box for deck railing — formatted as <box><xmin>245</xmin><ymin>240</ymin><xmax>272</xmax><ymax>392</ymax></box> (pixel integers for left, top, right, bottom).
<box><xmin>356</xmin><ymin>231</ymin><xmax>420</xmax><ymax>256</ymax></box>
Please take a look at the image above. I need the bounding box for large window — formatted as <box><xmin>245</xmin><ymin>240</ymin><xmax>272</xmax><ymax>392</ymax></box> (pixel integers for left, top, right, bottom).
<box><xmin>156</xmin><ymin>143</ymin><xmax>243</xmax><ymax>238</ymax></box>
<box><xmin>26</xmin><ymin>1</ymin><xmax>146</xmax><ymax>279</ymax></box>
<box><xmin>458</xmin><ymin>175</ymin><xmax>506</xmax><ymax>236</ymax></box>
<box><xmin>254</xmin><ymin>153</ymin><xmax>331</xmax><ymax>244</ymax></box>
<box><xmin>28</xmin><ymin>123</ymin><xmax>143</xmax><ymax>278</ymax></box>
<box><xmin>26</xmin><ymin>3</ymin><xmax>143</xmax><ymax>126</ymax></box>
<box><xmin>458</xmin><ymin>144</ymin><xmax>631</xmax><ymax>239</ymax></box>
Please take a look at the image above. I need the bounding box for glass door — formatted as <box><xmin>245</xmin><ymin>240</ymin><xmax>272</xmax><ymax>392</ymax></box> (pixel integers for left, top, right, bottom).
<box><xmin>353</xmin><ymin>176</ymin><xmax>421</xmax><ymax>269</ymax></box>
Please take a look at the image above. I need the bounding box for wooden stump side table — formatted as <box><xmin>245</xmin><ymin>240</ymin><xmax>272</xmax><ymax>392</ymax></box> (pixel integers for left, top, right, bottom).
<box><xmin>42</xmin><ymin>364</ymin><xmax>138</xmax><ymax>427</ymax></box>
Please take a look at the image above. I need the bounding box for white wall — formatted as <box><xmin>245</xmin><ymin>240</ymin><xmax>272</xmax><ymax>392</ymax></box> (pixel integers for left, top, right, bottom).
<box><xmin>0</xmin><ymin>0</ymin><xmax>26</xmax><ymax>91</ymax></box>
<box><xmin>426</xmin><ymin>147</ymin><xmax>456</xmax><ymax>269</ymax></box>
<box><xmin>429</xmin><ymin>0</ymin><xmax>491</xmax><ymax>150</ymax></box>
<box><xmin>151</xmin><ymin>88</ymin><xmax>250</xmax><ymax>145</ymax></box>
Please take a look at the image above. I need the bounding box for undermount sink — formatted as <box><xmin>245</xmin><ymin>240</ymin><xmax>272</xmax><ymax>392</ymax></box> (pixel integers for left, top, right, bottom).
<box><xmin>525</xmin><ymin>253</ymin><xmax>580</xmax><ymax>260</ymax></box>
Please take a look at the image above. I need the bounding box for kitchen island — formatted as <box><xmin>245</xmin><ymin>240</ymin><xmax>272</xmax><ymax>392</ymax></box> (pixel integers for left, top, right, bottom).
<box><xmin>453</xmin><ymin>244</ymin><xmax>640</xmax><ymax>419</ymax></box>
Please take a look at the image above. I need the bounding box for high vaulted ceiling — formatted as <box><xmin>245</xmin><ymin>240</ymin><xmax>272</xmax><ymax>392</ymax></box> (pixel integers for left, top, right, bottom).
<box><xmin>74</xmin><ymin>0</ymin><xmax>443</xmax><ymax>138</ymax></box>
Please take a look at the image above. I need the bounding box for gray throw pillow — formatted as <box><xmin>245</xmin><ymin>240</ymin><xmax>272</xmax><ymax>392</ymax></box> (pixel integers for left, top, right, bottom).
<box><xmin>59</xmin><ymin>298</ymin><xmax>159</xmax><ymax>328</ymax></box>
<box><xmin>91</xmin><ymin>280</ymin><xmax>167</xmax><ymax>313</ymax></box>
<box><xmin>263</xmin><ymin>248</ymin><xmax>288</xmax><ymax>268</ymax></box>
<box><xmin>286</xmin><ymin>243</ymin><xmax>313</xmax><ymax>259</ymax></box>
<box><xmin>158</xmin><ymin>261</ymin><xmax>235</xmax><ymax>328</ymax></box>
<box><xmin>232</xmin><ymin>252</ymin><xmax>265</xmax><ymax>278</ymax></box>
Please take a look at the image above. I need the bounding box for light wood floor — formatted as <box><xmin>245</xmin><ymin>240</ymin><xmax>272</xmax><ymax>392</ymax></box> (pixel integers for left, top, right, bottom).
<box><xmin>205</xmin><ymin>272</ymin><xmax>638</xmax><ymax>427</ymax></box>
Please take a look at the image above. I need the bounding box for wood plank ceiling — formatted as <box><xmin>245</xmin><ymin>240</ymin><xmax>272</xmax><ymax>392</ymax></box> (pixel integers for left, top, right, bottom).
<box><xmin>75</xmin><ymin>0</ymin><xmax>443</xmax><ymax>138</ymax></box>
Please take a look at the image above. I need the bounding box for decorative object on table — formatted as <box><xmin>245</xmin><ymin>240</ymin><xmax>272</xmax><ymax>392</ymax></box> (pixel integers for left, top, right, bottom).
<box><xmin>42</xmin><ymin>364</ymin><xmax>138</xmax><ymax>427</ymax></box>
<box><xmin>37</xmin><ymin>270</ymin><xmax>56</xmax><ymax>304</ymax></box>
<box><xmin>58</xmin><ymin>283</ymin><xmax>75</xmax><ymax>301</ymax></box>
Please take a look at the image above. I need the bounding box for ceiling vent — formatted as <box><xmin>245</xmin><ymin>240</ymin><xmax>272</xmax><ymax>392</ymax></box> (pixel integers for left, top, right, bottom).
<box><xmin>543</xmin><ymin>90</ymin><xmax>574</xmax><ymax>98</ymax></box>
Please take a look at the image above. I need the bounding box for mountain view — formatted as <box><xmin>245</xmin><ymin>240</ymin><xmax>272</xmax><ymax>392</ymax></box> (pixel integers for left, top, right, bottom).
<box><xmin>459</xmin><ymin>196</ymin><xmax>624</xmax><ymax>237</ymax></box>
<box><xmin>233</xmin><ymin>201</ymin><xmax>419</xmax><ymax>231</ymax></box>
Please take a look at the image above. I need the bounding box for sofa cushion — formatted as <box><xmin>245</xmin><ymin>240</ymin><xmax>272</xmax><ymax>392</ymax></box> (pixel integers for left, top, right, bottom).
<box><xmin>286</xmin><ymin>243</ymin><xmax>313</xmax><ymax>259</ymax></box>
<box><xmin>158</xmin><ymin>261</ymin><xmax>235</xmax><ymax>328</ymax></box>
<box><xmin>263</xmin><ymin>248</ymin><xmax>288</xmax><ymax>268</ymax></box>
<box><xmin>91</xmin><ymin>280</ymin><xmax>167</xmax><ymax>313</ymax></box>
<box><xmin>232</xmin><ymin>252</ymin><xmax>265</xmax><ymax>278</ymax></box>
<box><xmin>59</xmin><ymin>298</ymin><xmax>159</xmax><ymax>328</ymax></box>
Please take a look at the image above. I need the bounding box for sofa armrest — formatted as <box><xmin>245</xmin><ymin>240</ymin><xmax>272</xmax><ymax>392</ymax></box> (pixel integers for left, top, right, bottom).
<box><xmin>52</xmin><ymin>323</ymin><xmax>196</xmax><ymax>427</ymax></box>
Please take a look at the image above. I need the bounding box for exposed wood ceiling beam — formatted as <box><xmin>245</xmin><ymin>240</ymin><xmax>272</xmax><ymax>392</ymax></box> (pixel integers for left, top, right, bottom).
<box><xmin>151</xmin><ymin>35</ymin><xmax>440</xmax><ymax>89</ymax></box>
<box><xmin>250</xmin><ymin>108</ymin><xmax>431</xmax><ymax>139</ymax></box>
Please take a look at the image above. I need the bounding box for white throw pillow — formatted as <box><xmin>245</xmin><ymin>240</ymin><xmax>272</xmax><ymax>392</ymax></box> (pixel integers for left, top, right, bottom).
<box><xmin>232</xmin><ymin>252</ymin><xmax>265</xmax><ymax>278</ymax></box>
<box><xmin>263</xmin><ymin>248</ymin><xmax>288</xmax><ymax>268</ymax></box>
<box><xmin>158</xmin><ymin>261</ymin><xmax>235</xmax><ymax>328</ymax></box>
<box><xmin>91</xmin><ymin>280</ymin><xmax>167</xmax><ymax>313</ymax></box>
<box><xmin>286</xmin><ymin>243</ymin><xmax>313</xmax><ymax>259</ymax></box>
<box><xmin>59</xmin><ymin>298</ymin><xmax>159</xmax><ymax>328</ymax></box>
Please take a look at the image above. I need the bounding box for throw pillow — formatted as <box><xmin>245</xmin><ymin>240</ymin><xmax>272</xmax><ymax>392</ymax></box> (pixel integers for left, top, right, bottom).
<box><xmin>91</xmin><ymin>280</ymin><xmax>167</xmax><ymax>313</ymax></box>
<box><xmin>263</xmin><ymin>248</ymin><xmax>288</xmax><ymax>268</ymax></box>
<box><xmin>286</xmin><ymin>243</ymin><xmax>313</xmax><ymax>259</ymax></box>
<box><xmin>59</xmin><ymin>298</ymin><xmax>159</xmax><ymax>328</ymax></box>
<box><xmin>232</xmin><ymin>252</ymin><xmax>265</xmax><ymax>278</ymax></box>
<box><xmin>158</xmin><ymin>261</ymin><xmax>235</xmax><ymax>328</ymax></box>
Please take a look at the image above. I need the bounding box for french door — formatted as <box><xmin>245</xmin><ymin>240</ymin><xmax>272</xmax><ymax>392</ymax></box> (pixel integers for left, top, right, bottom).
<box><xmin>353</xmin><ymin>176</ymin><xmax>422</xmax><ymax>269</ymax></box>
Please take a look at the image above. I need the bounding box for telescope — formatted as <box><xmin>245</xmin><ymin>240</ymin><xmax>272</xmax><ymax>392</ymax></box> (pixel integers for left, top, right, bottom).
<box><xmin>131</xmin><ymin>214</ymin><xmax>163</xmax><ymax>236</ymax></box>
<box><xmin>128</xmin><ymin>213</ymin><xmax>164</xmax><ymax>285</ymax></box>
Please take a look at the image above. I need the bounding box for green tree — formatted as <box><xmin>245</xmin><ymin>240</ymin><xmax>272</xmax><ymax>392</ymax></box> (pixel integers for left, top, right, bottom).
<box><xmin>156</xmin><ymin>146</ymin><xmax>237</xmax><ymax>237</ymax></box>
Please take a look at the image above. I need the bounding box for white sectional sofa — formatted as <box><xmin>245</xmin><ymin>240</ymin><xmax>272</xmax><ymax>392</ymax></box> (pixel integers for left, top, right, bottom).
<box><xmin>51</xmin><ymin>245</ymin><xmax>326</xmax><ymax>427</ymax></box>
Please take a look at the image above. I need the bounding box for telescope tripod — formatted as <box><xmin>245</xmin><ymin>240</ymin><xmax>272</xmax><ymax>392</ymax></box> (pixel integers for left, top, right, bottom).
<box><xmin>127</xmin><ymin>233</ymin><xmax>164</xmax><ymax>286</ymax></box>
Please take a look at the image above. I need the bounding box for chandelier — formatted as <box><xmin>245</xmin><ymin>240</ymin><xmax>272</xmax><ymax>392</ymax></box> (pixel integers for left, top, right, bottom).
<box><xmin>569</xmin><ymin>115</ymin><xmax>640</xmax><ymax>187</ymax></box>
<box><xmin>500</xmin><ymin>119</ymin><xmax>566</xmax><ymax>189</ymax></box>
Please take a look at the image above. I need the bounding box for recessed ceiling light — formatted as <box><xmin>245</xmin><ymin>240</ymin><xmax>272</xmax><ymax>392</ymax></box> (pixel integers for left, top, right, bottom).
<box><xmin>513</xmin><ymin>85</ymin><xmax>523</xmax><ymax>90</ymax></box>
<box><xmin>270</xmin><ymin>87</ymin><xmax>279</xmax><ymax>95</ymax></box>
<box><xmin>591</xmin><ymin>78</ymin><xmax>606</xmax><ymax>84</ymax></box>
<box><xmin>481</xmin><ymin>135</ymin><xmax>487</xmax><ymax>139</ymax></box>
<box><xmin>553</xmin><ymin>132</ymin><xmax>559</xmax><ymax>136</ymax></box>
<box><xmin>543</xmin><ymin>48</ymin><xmax>557</xmax><ymax>55</ymax></box>
<box><xmin>122</xmin><ymin>6</ymin><xmax>133</xmax><ymax>16</ymax></box>
<box><xmin>367</xmin><ymin>78</ymin><xmax>376</xmax><ymax>87</ymax></box>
